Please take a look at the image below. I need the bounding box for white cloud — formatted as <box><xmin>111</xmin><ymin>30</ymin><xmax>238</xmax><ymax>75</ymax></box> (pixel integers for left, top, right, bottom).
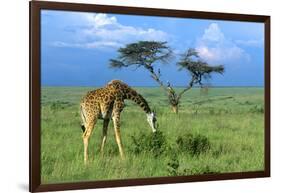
<box><xmin>235</xmin><ymin>39</ymin><xmax>264</xmax><ymax>47</ymax></box>
<box><xmin>85</xmin><ymin>13</ymin><xmax>117</xmax><ymax>27</ymax></box>
<box><xmin>51</xmin><ymin>40</ymin><xmax>122</xmax><ymax>49</ymax></box>
<box><xmin>196</xmin><ymin>23</ymin><xmax>250</xmax><ymax>64</ymax></box>
<box><xmin>196</xmin><ymin>46</ymin><xmax>216</xmax><ymax>60</ymax></box>
<box><xmin>202</xmin><ymin>23</ymin><xmax>225</xmax><ymax>42</ymax></box>
<box><xmin>51</xmin><ymin>13</ymin><xmax>169</xmax><ymax>50</ymax></box>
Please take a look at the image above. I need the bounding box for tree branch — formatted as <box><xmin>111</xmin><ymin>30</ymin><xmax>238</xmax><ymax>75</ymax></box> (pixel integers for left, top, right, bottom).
<box><xmin>177</xmin><ymin>76</ymin><xmax>196</xmax><ymax>101</ymax></box>
<box><xmin>147</xmin><ymin>65</ymin><xmax>169</xmax><ymax>93</ymax></box>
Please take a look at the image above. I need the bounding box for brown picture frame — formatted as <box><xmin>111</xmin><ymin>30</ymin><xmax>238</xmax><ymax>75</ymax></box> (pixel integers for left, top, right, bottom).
<box><xmin>29</xmin><ymin>1</ymin><xmax>270</xmax><ymax>192</ymax></box>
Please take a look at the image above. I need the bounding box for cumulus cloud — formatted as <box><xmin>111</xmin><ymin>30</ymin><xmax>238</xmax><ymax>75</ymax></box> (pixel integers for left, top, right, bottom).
<box><xmin>196</xmin><ymin>23</ymin><xmax>250</xmax><ymax>64</ymax></box>
<box><xmin>51</xmin><ymin>13</ymin><xmax>169</xmax><ymax>50</ymax></box>
<box><xmin>202</xmin><ymin>23</ymin><xmax>225</xmax><ymax>42</ymax></box>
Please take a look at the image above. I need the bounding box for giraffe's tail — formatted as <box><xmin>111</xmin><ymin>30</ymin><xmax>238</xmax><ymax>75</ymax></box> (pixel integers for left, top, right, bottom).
<box><xmin>80</xmin><ymin>105</ymin><xmax>86</xmax><ymax>133</ymax></box>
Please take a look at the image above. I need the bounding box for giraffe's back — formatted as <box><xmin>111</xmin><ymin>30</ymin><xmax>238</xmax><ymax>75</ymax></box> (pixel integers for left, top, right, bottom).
<box><xmin>80</xmin><ymin>80</ymin><xmax>151</xmax><ymax>121</ymax></box>
<box><xmin>81</xmin><ymin>87</ymin><xmax>116</xmax><ymax>107</ymax></box>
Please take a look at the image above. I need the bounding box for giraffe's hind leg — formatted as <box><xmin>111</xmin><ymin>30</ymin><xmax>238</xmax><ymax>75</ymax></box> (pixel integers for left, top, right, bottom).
<box><xmin>112</xmin><ymin>101</ymin><xmax>125</xmax><ymax>159</ymax></box>
<box><xmin>83</xmin><ymin>116</ymin><xmax>98</xmax><ymax>164</ymax></box>
<box><xmin>100</xmin><ymin>119</ymin><xmax>110</xmax><ymax>156</ymax></box>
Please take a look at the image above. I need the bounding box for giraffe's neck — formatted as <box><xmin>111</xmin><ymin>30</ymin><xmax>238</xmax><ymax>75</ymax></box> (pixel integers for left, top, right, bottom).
<box><xmin>124</xmin><ymin>88</ymin><xmax>151</xmax><ymax>114</ymax></box>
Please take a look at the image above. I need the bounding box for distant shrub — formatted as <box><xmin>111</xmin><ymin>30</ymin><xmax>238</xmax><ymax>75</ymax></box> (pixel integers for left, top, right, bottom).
<box><xmin>209</xmin><ymin>108</ymin><xmax>215</xmax><ymax>115</ymax></box>
<box><xmin>50</xmin><ymin>101</ymin><xmax>72</xmax><ymax>110</ymax></box>
<box><xmin>250</xmin><ymin>105</ymin><xmax>264</xmax><ymax>113</ymax></box>
<box><xmin>200</xmin><ymin>86</ymin><xmax>209</xmax><ymax>96</ymax></box>
<box><xmin>130</xmin><ymin>131</ymin><xmax>167</xmax><ymax>157</ymax></box>
<box><xmin>176</xmin><ymin>133</ymin><xmax>211</xmax><ymax>156</ymax></box>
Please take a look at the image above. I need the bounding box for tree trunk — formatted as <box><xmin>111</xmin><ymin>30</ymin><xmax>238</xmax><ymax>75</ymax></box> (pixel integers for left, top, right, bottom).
<box><xmin>171</xmin><ymin>105</ymin><xmax>179</xmax><ymax>114</ymax></box>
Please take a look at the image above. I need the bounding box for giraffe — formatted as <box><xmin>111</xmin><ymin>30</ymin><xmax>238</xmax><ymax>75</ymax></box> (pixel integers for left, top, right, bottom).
<box><xmin>80</xmin><ymin>80</ymin><xmax>157</xmax><ymax>164</ymax></box>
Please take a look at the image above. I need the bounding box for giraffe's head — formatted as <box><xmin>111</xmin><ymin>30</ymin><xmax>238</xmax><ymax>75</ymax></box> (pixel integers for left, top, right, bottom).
<box><xmin>147</xmin><ymin>111</ymin><xmax>157</xmax><ymax>133</ymax></box>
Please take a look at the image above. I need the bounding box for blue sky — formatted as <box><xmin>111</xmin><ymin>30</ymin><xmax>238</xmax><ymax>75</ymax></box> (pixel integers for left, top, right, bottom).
<box><xmin>41</xmin><ymin>10</ymin><xmax>265</xmax><ymax>87</ymax></box>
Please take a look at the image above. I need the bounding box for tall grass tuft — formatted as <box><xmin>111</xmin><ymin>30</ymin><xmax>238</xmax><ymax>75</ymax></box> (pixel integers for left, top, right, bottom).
<box><xmin>176</xmin><ymin>133</ymin><xmax>211</xmax><ymax>156</ymax></box>
<box><xmin>130</xmin><ymin>131</ymin><xmax>167</xmax><ymax>157</ymax></box>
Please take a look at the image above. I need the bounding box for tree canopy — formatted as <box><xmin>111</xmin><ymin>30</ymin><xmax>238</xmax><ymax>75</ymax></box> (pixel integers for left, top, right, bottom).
<box><xmin>110</xmin><ymin>41</ymin><xmax>172</xmax><ymax>72</ymax></box>
<box><xmin>109</xmin><ymin>41</ymin><xmax>225</xmax><ymax>113</ymax></box>
<box><xmin>177</xmin><ymin>48</ymin><xmax>224</xmax><ymax>86</ymax></box>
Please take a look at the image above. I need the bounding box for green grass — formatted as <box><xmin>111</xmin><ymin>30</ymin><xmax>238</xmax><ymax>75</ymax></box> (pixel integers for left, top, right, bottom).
<box><xmin>41</xmin><ymin>86</ymin><xmax>264</xmax><ymax>184</ymax></box>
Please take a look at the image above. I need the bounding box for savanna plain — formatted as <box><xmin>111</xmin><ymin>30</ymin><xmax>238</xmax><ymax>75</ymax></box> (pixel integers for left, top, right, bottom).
<box><xmin>41</xmin><ymin>87</ymin><xmax>264</xmax><ymax>183</ymax></box>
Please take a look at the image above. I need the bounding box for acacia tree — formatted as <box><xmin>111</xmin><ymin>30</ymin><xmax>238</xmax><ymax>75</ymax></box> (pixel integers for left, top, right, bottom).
<box><xmin>173</xmin><ymin>48</ymin><xmax>224</xmax><ymax>112</ymax></box>
<box><xmin>110</xmin><ymin>41</ymin><xmax>224</xmax><ymax>113</ymax></box>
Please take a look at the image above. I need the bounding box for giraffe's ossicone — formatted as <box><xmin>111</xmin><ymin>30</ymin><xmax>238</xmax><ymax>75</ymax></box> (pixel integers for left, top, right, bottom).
<box><xmin>80</xmin><ymin>80</ymin><xmax>157</xmax><ymax>164</ymax></box>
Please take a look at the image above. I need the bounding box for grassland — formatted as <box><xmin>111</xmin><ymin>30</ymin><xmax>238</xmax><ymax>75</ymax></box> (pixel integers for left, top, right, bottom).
<box><xmin>41</xmin><ymin>86</ymin><xmax>264</xmax><ymax>184</ymax></box>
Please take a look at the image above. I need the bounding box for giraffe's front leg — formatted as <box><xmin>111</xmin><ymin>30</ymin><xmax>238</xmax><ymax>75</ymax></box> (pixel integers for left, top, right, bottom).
<box><xmin>112</xmin><ymin>111</ymin><xmax>125</xmax><ymax>159</ymax></box>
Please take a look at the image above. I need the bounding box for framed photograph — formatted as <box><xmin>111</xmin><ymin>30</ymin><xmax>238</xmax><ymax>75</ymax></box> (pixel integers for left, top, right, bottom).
<box><xmin>30</xmin><ymin>1</ymin><xmax>270</xmax><ymax>192</ymax></box>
